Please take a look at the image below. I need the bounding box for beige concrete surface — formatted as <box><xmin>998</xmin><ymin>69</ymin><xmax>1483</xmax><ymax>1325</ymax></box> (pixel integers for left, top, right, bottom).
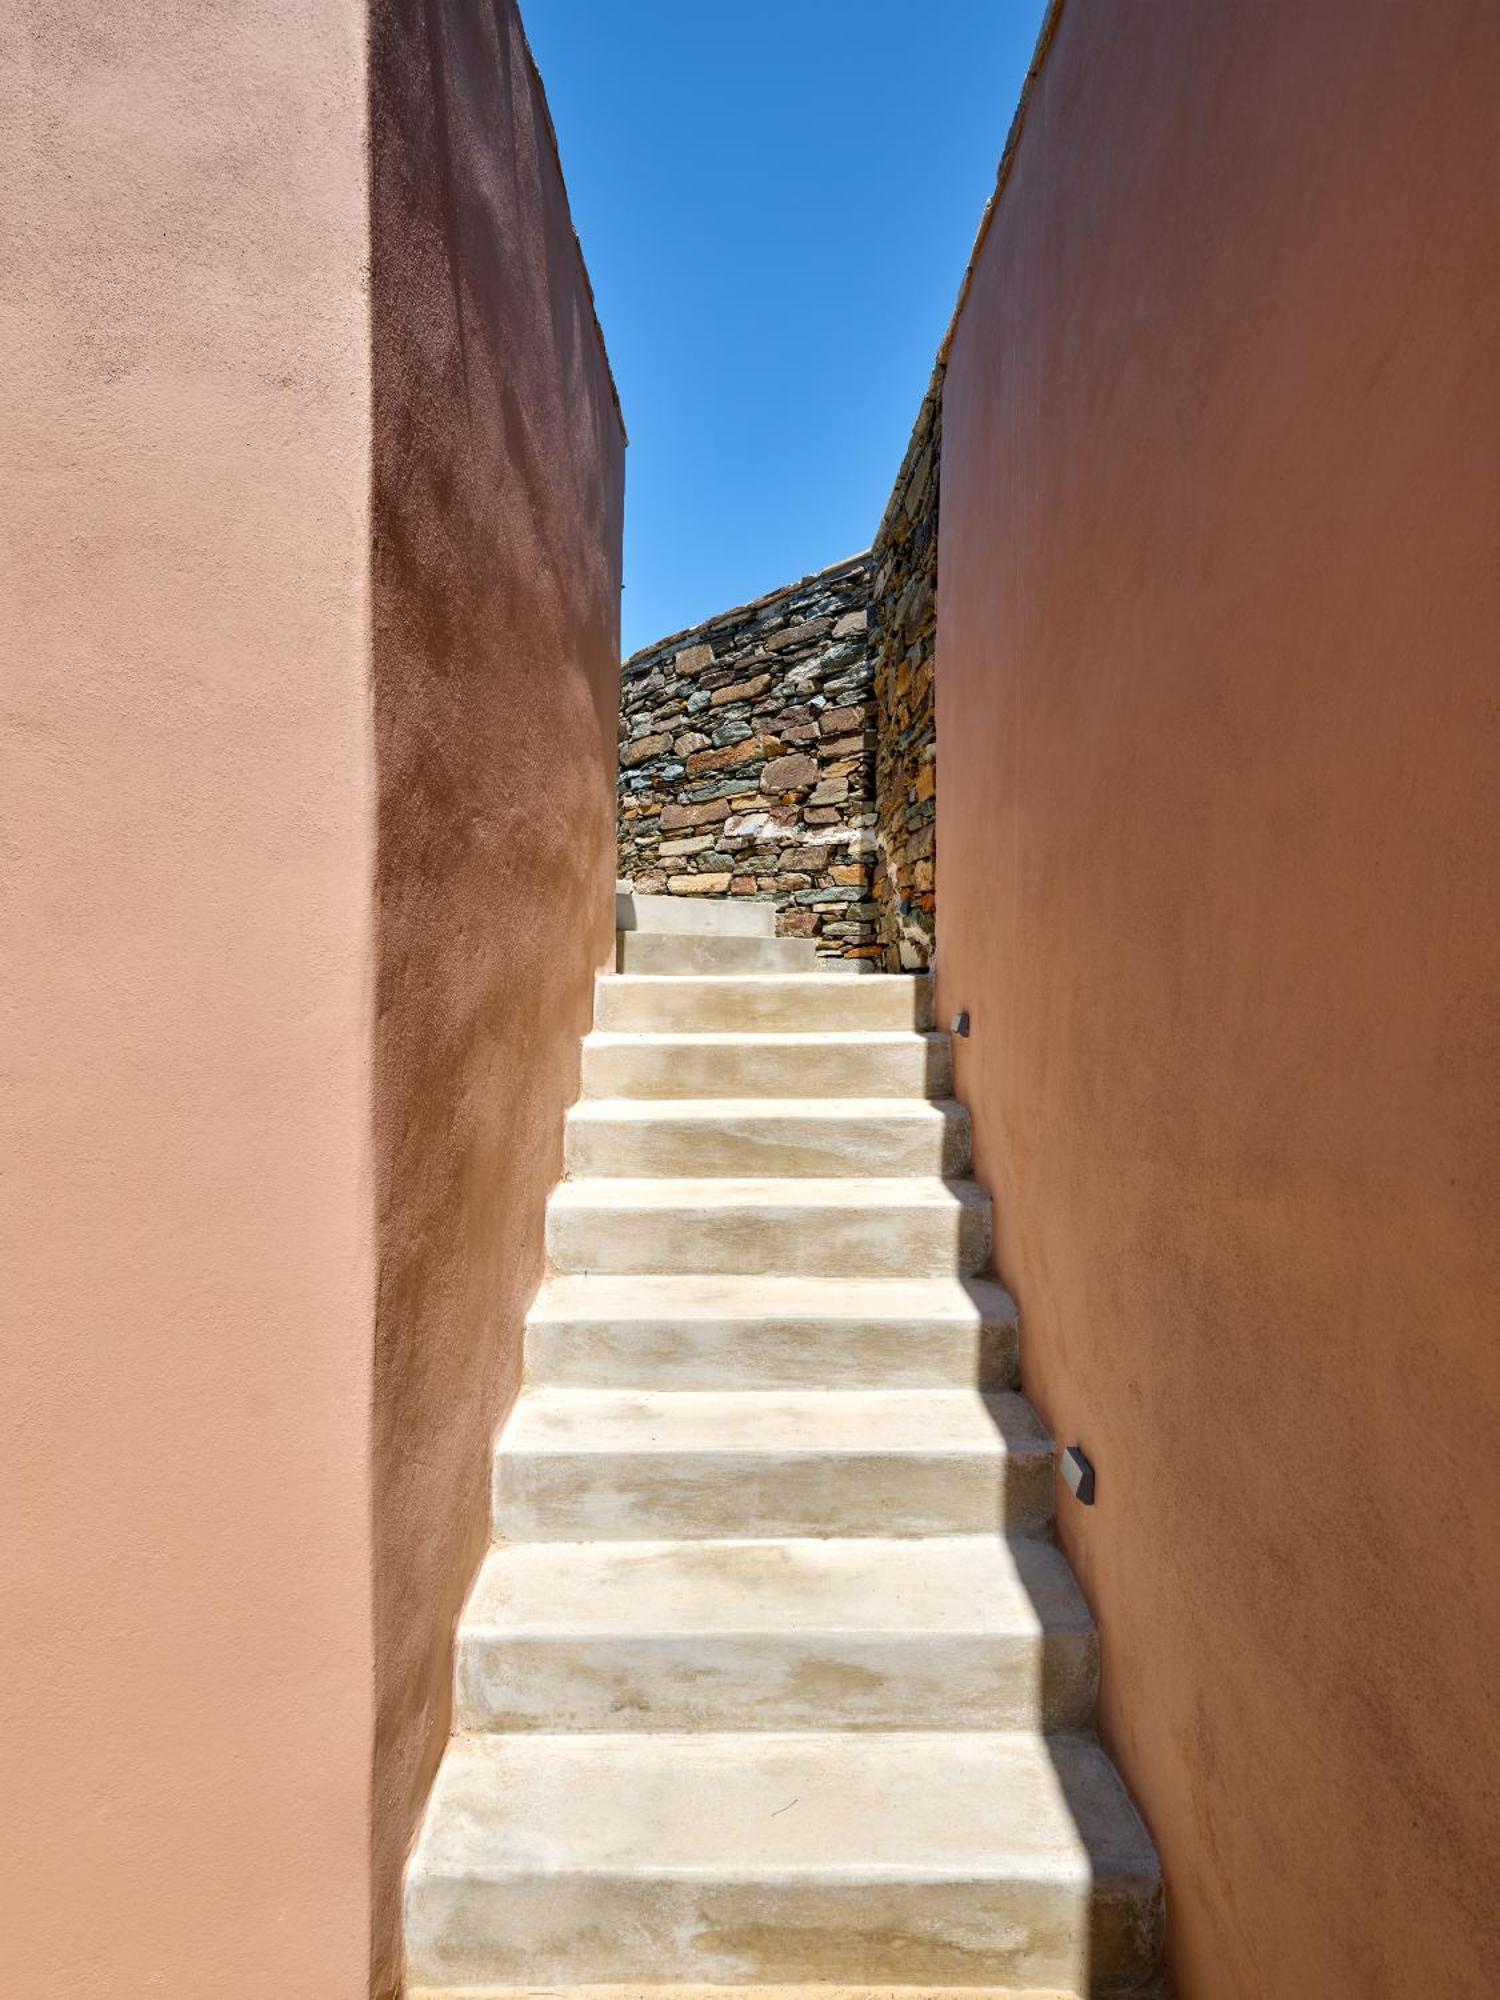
<box><xmin>405</xmin><ymin>1730</ymin><xmax>1160</xmax><ymax>1989</ymax></box>
<box><xmin>594</xmin><ymin>974</ymin><xmax>933</xmax><ymax>1033</ymax></box>
<box><xmin>545</xmin><ymin>1175</ymin><xmax>992</xmax><ymax>1278</ymax></box>
<box><xmin>524</xmin><ymin>1273</ymin><xmax>1019</xmax><ymax>1390</ymax></box>
<box><xmin>456</xmin><ymin>1534</ymin><xmax>1097</xmax><ymax>1732</ymax></box>
<box><xmin>492</xmin><ymin>1387</ymin><xmax>1054</xmax><ymax>1540</ymax></box>
<box><xmin>581</xmin><ymin>1030</ymin><xmax>953</xmax><ymax>1100</ymax></box>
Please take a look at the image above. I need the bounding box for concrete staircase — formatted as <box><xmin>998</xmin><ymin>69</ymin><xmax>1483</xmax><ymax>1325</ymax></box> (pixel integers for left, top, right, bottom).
<box><xmin>404</xmin><ymin>910</ymin><xmax>1163</xmax><ymax>1998</ymax></box>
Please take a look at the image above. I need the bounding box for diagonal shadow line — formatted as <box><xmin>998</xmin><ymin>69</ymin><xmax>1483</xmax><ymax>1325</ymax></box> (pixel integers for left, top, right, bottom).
<box><xmin>972</xmin><ymin>1259</ymin><xmax>1167</xmax><ymax>1997</ymax></box>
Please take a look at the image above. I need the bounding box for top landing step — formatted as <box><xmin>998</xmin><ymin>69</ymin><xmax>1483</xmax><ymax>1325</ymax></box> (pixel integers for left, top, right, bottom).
<box><xmin>618</xmin><ymin>887</ymin><xmax>776</xmax><ymax>938</ymax></box>
<box><xmin>617</xmin><ymin>884</ymin><xmax>818</xmax><ymax>972</ymax></box>
<box><xmin>618</xmin><ymin>930</ymin><xmax>818</xmax><ymax>974</ymax></box>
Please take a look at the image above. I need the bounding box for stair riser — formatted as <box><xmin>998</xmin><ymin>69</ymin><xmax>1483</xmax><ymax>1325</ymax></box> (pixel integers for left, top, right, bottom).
<box><xmin>457</xmin><ymin>1629</ymin><xmax>1099</xmax><ymax>1733</ymax></box>
<box><xmin>618</xmin><ymin>931</ymin><xmax>818</xmax><ymax>973</ymax></box>
<box><xmin>523</xmin><ymin>1314</ymin><xmax>1016</xmax><ymax>1390</ymax></box>
<box><xmin>595</xmin><ymin>976</ymin><xmax>933</xmax><ymax>1033</ymax></box>
<box><xmin>564</xmin><ymin>1106</ymin><xmax>970</xmax><ymax>1180</ymax></box>
<box><xmin>408</xmin><ymin>1988</ymin><xmax>1092</xmax><ymax>2000</ymax></box>
<box><xmin>620</xmin><ymin>894</ymin><xmax>776</xmax><ymax>937</ymax></box>
<box><xmin>493</xmin><ymin>1447</ymin><xmax>1053</xmax><ymax>1540</ymax></box>
<box><xmin>405</xmin><ymin>1871</ymin><xmax>1162</xmax><ymax>1991</ymax></box>
<box><xmin>546</xmin><ymin>1197</ymin><xmax>991</xmax><ymax>1278</ymax></box>
<box><xmin>582</xmin><ymin>1037</ymin><xmax>952</xmax><ymax>1100</ymax></box>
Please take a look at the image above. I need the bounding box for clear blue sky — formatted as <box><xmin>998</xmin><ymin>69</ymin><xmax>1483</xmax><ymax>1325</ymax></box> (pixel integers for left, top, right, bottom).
<box><xmin>523</xmin><ymin>0</ymin><xmax>1049</xmax><ymax>656</ymax></box>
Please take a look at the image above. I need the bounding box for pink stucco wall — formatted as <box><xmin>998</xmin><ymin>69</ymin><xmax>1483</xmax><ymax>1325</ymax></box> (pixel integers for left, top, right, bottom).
<box><xmin>0</xmin><ymin>2</ymin><xmax>622</xmax><ymax>1993</ymax></box>
<box><xmin>935</xmin><ymin>2</ymin><xmax>1500</xmax><ymax>1993</ymax></box>
<box><xmin>367</xmin><ymin>2</ymin><xmax>625</xmax><ymax>1987</ymax></box>
<box><xmin>1</xmin><ymin>2</ymin><xmax>376</xmax><ymax>1990</ymax></box>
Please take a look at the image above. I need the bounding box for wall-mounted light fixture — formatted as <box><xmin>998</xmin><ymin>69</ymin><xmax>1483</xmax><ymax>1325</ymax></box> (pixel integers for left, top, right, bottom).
<box><xmin>1061</xmin><ymin>1445</ymin><xmax>1095</xmax><ymax>1506</ymax></box>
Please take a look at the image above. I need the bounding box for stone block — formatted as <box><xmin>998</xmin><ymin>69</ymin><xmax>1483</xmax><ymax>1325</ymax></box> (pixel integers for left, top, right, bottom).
<box><xmin>620</xmin><ymin>732</ymin><xmax>671</xmax><ymax>768</ymax></box>
<box><xmin>710</xmin><ymin>673</ymin><xmax>772</xmax><ymax>708</ymax></box>
<box><xmin>820</xmin><ymin>705</ymin><xmax>865</xmax><ymax>736</ymax></box>
<box><xmin>760</xmin><ymin>753</ymin><xmax>818</xmax><ymax>793</ymax></box>
<box><xmin>659</xmin><ymin>799</ymin><xmax>729</xmax><ymax>831</ymax></box>
<box><xmin>674</xmin><ymin>731</ymin><xmax>711</xmax><ymax>756</ymax></box>
<box><xmin>687</xmin><ymin>739</ymin><xmax>764</xmax><ymax>776</ymax></box>
<box><xmin>675</xmin><ymin>643</ymin><xmax>714</xmax><ymax>674</ymax></box>
<box><xmin>667</xmin><ymin>872</ymin><xmax>732</xmax><ymax>894</ymax></box>
<box><xmin>762</xmin><ymin>617</ymin><xmax>832</xmax><ymax>653</ymax></box>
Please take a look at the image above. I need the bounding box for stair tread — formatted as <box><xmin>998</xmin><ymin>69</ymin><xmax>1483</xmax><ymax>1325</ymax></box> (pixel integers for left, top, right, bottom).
<box><xmin>409</xmin><ymin>1986</ymin><xmax>1083</xmax><ymax>1999</ymax></box>
<box><xmin>586</xmin><ymin>1030</ymin><xmax>945</xmax><ymax>1046</ymax></box>
<box><xmin>465</xmin><ymin>1535</ymin><xmax>1091</xmax><ymax>1637</ymax></box>
<box><xmin>601</xmin><ymin>976</ymin><xmax>927</xmax><ymax>996</ymax></box>
<box><xmin>568</xmin><ymin>1096</ymin><xmax>963</xmax><ymax>1121</ymax></box>
<box><xmin>529</xmin><ymin>1272</ymin><xmax>1017</xmax><ymax>1324</ymax></box>
<box><xmin>604</xmin><ymin>974</ymin><xmax>928</xmax><ymax>986</ymax></box>
<box><xmin>500</xmin><ymin>1387</ymin><xmax>1051</xmax><ymax>1457</ymax></box>
<box><xmin>412</xmin><ymin>1729</ymin><xmax>1157</xmax><ymax>1882</ymax></box>
<box><xmin>549</xmin><ymin>1175</ymin><xmax>989</xmax><ymax>1211</ymax></box>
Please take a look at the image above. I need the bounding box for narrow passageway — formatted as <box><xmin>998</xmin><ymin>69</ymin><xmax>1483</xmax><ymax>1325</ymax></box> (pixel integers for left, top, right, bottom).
<box><xmin>403</xmin><ymin>892</ymin><xmax>1163</xmax><ymax>1995</ymax></box>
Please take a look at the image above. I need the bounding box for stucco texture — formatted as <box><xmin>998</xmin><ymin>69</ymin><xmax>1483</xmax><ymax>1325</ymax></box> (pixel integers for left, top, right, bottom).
<box><xmin>367</xmin><ymin>1</ymin><xmax>624</xmax><ymax>1991</ymax></box>
<box><xmin>2</xmin><ymin>0</ymin><xmax>622</xmax><ymax>1994</ymax></box>
<box><xmin>935</xmin><ymin>2</ymin><xmax>1500</xmax><ymax>1995</ymax></box>
<box><xmin>0</xmin><ymin>0</ymin><xmax>377</xmax><ymax>1992</ymax></box>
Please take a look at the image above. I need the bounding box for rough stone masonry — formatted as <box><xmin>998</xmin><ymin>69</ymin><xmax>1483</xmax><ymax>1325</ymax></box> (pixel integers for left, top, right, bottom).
<box><xmin>869</xmin><ymin>369</ymin><xmax>941</xmax><ymax>970</ymax></box>
<box><xmin>617</xmin><ymin>556</ymin><xmax>880</xmax><ymax>961</ymax></box>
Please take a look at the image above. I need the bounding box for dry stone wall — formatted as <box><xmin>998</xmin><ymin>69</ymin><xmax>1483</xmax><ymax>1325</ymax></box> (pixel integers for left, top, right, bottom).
<box><xmin>618</xmin><ymin>557</ymin><xmax>881</xmax><ymax>961</ymax></box>
<box><xmin>870</xmin><ymin>370</ymin><xmax>941</xmax><ymax>970</ymax></box>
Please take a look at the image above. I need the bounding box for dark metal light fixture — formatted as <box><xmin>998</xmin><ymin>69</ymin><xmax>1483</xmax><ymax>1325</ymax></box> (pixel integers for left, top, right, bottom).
<box><xmin>1061</xmin><ymin>1445</ymin><xmax>1095</xmax><ymax>1506</ymax></box>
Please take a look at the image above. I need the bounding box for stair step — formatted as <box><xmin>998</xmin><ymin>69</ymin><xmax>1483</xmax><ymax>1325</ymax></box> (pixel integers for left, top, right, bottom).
<box><xmin>565</xmin><ymin>1097</ymin><xmax>971</xmax><ymax>1180</ymax></box>
<box><xmin>457</xmin><ymin>1535</ymin><xmax>1097</xmax><ymax>1732</ymax></box>
<box><xmin>595</xmin><ymin>973</ymin><xmax>933</xmax><ymax>1033</ymax></box>
<box><xmin>404</xmin><ymin>1730</ymin><xmax>1163</xmax><ymax>1990</ymax></box>
<box><xmin>621</xmin><ymin>893</ymin><xmax>776</xmax><ymax>937</ymax></box>
<box><xmin>618</xmin><ymin>931</ymin><xmax>819</xmax><ymax>973</ymax></box>
<box><xmin>524</xmin><ymin>1273</ymin><xmax>1018</xmax><ymax>1390</ymax></box>
<box><xmin>492</xmin><ymin>1388</ymin><xmax>1054</xmax><ymax>1540</ymax></box>
<box><xmin>581</xmin><ymin>1031</ymin><xmax>952</xmax><ymax>1101</ymax></box>
<box><xmin>547</xmin><ymin>1175</ymin><xmax>990</xmax><ymax>1278</ymax></box>
<box><xmin>409</xmin><ymin>1986</ymin><xmax>1085</xmax><ymax>2000</ymax></box>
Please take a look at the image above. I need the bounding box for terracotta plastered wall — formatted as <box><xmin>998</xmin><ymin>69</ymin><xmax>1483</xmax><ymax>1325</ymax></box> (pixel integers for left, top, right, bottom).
<box><xmin>0</xmin><ymin>1</ymin><xmax>377</xmax><ymax>1991</ymax></box>
<box><xmin>367</xmin><ymin>1</ymin><xmax>624</xmax><ymax>1989</ymax></box>
<box><xmin>2</xmin><ymin>3</ymin><xmax>623</xmax><ymax>1994</ymax></box>
<box><xmin>935</xmin><ymin>1</ymin><xmax>1500</xmax><ymax>1993</ymax></box>
<box><xmin>871</xmin><ymin>370</ymin><xmax>941</xmax><ymax>970</ymax></box>
<box><xmin>618</xmin><ymin>557</ymin><xmax>879</xmax><ymax>960</ymax></box>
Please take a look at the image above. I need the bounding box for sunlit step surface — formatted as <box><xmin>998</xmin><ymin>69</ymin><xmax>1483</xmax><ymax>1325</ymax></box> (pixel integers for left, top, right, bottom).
<box><xmin>404</xmin><ymin>1730</ymin><xmax>1163</xmax><ymax>1991</ymax></box>
<box><xmin>457</xmin><ymin>1534</ymin><xmax>1097</xmax><ymax>1732</ymax></box>
<box><xmin>524</xmin><ymin>1273</ymin><xmax>1018</xmax><ymax>1390</ymax></box>
<box><xmin>594</xmin><ymin>973</ymin><xmax>933</xmax><ymax>1033</ymax></box>
<box><xmin>546</xmin><ymin>1175</ymin><xmax>991</xmax><ymax>1278</ymax></box>
<box><xmin>565</xmin><ymin>1096</ymin><xmax>970</xmax><ymax>1179</ymax></box>
<box><xmin>581</xmin><ymin>1031</ymin><xmax>952</xmax><ymax>1101</ymax></box>
<box><xmin>493</xmin><ymin>1388</ymin><xmax>1054</xmax><ymax>1540</ymax></box>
